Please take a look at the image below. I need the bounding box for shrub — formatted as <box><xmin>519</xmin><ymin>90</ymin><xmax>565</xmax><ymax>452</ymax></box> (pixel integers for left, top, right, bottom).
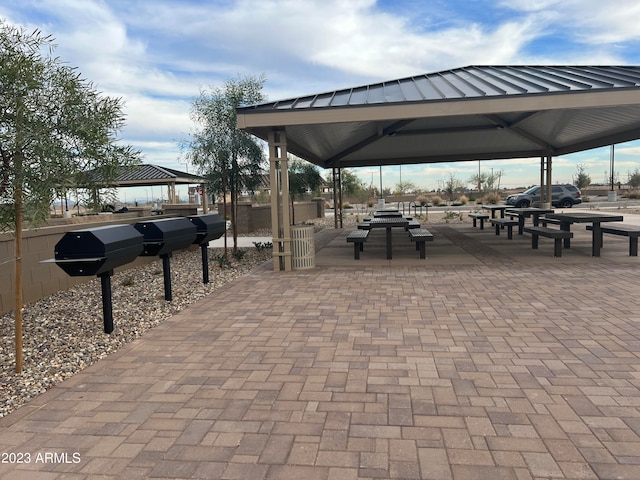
<box><xmin>253</xmin><ymin>241</ymin><xmax>273</xmax><ymax>251</ymax></box>
<box><xmin>213</xmin><ymin>254</ymin><xmax>231</xmax><ymax>268</ymax></box>
<box><xmin>482</xmin><ymin>192</ymin><xmax>502</xmax><ymax>204</ymax></box>
<box><xmin>459</xmin><ymin>195</ymin><xmax>468</xmax><ymax>205</ymax></box>
<box><xmin>627</xmin><ymin>190</ymin><xmax>640</xmax><ymax>199</ymax></box>
<box><xmin>416</xmin><ymin>195</ymin><xmax>429</xmax><ymax>207</ymax></box>
<box><xmin>431</xmin><ymin>195</ymin><xmax>443</xmax><ymax>206</ymax></box>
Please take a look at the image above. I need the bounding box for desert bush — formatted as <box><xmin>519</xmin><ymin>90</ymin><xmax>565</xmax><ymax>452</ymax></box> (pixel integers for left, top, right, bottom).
<box><xmin>627</xmin><ymin>190</ymin><xmax>640</xmax><ymax>199</ymax></box>
<box><xmin>481</xmin><ymin>192</ymin><xmax>502</xmax><ymax>204</ymax></box>
<box><xmin>459</xmin><ymin>195</ymin><xmax>468</xmax><ymax>205</ymax></box>
<box><xmin>416</xmin><ymin>195</ymin><xmax>429</xmax><ymax>206</ymax></box>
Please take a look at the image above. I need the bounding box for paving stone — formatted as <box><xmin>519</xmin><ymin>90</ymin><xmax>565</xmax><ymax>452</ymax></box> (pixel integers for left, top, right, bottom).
<box><xmin>2</xmin><ymin>227</ymin><xmax>640</xmax><ymax>478</ymax></box>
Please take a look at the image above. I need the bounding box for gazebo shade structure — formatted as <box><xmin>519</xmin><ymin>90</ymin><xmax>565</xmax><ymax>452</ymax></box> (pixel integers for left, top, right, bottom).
<box><xmin>85</xmin><ymin>164</ymin><xmax>208</xmax><ymax>206</ymax></box>
<box><xmin>236</xmin><ymin>65</ymin><xmax>640</xmax><ymax>271</ymax></box>
<box><xmin>237</xmin><ymin>65</ymin><xmax>640</xmax><ymax>167</ymax></box>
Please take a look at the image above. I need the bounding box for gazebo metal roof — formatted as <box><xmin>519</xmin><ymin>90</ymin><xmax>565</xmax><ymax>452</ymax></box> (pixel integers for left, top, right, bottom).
<box><xmin>237</xmin><ymin>65</ymin><xmax>640</xmax><ymax>168</ymax></box>
<box><xmin>106</xmin><ymin>164</ymin><xmax>205</xmax><ymax>187</ymax></box>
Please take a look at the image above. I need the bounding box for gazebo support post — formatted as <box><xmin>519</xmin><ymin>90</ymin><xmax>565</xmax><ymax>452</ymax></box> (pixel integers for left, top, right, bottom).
<box><xmin>332</xmin><ymin>167</ymin><xmax>343</xmax><ymax>229</ymax></box>
<box><xmin>539</xmin><ymin>156</ymin><xmax>552</xmax><ymax>209</ymax></box>
<box><xmin>268</xmin><ymin>130</ymin><xmax>292</xmax><ymax>272</ymax></box>
<box><xmin>201</xmin><ymin>183</ymin><xmax>209</xmax><ymax>213</ymax></box>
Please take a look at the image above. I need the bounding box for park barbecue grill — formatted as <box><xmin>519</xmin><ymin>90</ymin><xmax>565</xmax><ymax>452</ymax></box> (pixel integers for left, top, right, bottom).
<box><xmin>187</xmin><ymin>214</ymin><xmax>226</xmax><ymax>283</ymax></box>
<box><xmin>50</xmin><ymin>224</ymin><xmax>143</xmax><ymax>333</ymax></box>
<box><xmin>134</xmin><ymin>217</ymin><xmax>197</xmax><ymax>301</ymax></box>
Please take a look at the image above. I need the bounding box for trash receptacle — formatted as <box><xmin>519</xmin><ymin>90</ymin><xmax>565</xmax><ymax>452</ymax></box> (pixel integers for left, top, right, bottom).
<box><xmin>291</xmin><ymin>225</ymin><xmax>315</xmax><ymax>270</ymax></box>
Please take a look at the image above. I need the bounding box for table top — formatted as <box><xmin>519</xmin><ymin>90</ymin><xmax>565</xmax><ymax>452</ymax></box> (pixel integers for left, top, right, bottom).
<box><xmin>506</xmin><ymin>207</ymin><xmax>554</xmax><ymax>215</ymax></box>
<box><xmin>367</xmin><ymin>217</ymin><xmax>409</xmax><ymax>227</ymax></box>
<box><xmin>373</xmin><ymin>210</ymin><xmax>402</xmax><ymax>217</ymax></box>
<box><xmin>481</xmin><ymin>205</ymin><xmax>512</xmax><ymax>211</ymax></box>
<box><xmin>544</xmin><ymin>212</ymin><xmax>624</xmax><ymax>223</ymax></box>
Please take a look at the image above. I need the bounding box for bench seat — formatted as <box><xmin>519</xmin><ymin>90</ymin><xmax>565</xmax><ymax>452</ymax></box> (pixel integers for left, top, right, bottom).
<box><xmin>586</xmin><ymin>223</ymin><xmax>640</xmax><ymax>256</ymax></box>
<box><xmin>489</xmin><ymin>218</ymin><xmax>518</xmax><ymax>239</ymax></box>
<box><xmin>347</xmin><ymin>229</ymin><xmax>369</xmax><ymax>259</ymax></box>
<box><xmin>405</xmin><ymin>220</ymin><xmax>421</xmax><ymax>230</ymax></box>
<box><xmin>408</xmin><ymin>228</ymin><xmax>434</xmax><ymax>259</ymax></box>
<box><xmin>469</xmin><ymin>213</ymin><xmax>490</xmax><ymax>229</ymax></box>
<box><xmin>523</xmin><ymin>226</ymin><xmax>573</xmax><ymax>257</ymax></box>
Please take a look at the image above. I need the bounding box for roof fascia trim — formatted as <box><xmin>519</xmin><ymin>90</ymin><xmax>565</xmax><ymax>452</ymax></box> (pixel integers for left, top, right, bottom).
<box><xmin>237</xmin><ymin>89</ymin><xmax>640</xmax><ymax>128</ymax></box>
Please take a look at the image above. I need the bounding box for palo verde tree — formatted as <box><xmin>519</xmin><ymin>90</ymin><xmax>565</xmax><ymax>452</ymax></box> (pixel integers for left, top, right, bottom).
<box><xmin>0</xmin><ymin>23</ymin><xmax>140</xmax><ymax>373</ymax></box>
<box><xmin>186</xmin><ymin>74</ymin><xmax>266</xmax><ymax>254</ymax></box>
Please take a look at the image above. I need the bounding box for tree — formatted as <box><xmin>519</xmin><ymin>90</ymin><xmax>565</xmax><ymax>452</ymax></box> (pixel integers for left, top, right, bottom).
<box><xmin>0</xmin><ymin>23</ymin><xmax>141</xmax><ymax>372</ymax></box>
<box><xmin>289</xmin><ymin>157</ymin><xmax>322</xmax><ymax>197</ymax></box>
<box><xmin>186</xmin><ymin>75</ymin><xmax>266</xmax><ymax>254</ymax></box>
<box><xmin>574</xmin><ymin>163</ymin><xmax>591</xmax><ymax>189</ymax></box>
<box><xmin>628</xmin><ymin>167</ymin><xmax>640</xmax><ymax>190</ymax></box>
<box><xmin>288</xmin><ymin>158</ymin><xmax>322</xmax><ymax>224</ymax></box>
<box><xmin>439</xmin><ymin>173</ymin><xmax>465</xmax><ymax>203</ymax></box>
<box><xmin>340</xmin><ymin>169</ymin><xmax>367</xmax><ymax>200</ymax></box>
<box><xmin>394</xmin><ymin>181</ymin><xmax>416</xmax><ymax>195</ymax></box>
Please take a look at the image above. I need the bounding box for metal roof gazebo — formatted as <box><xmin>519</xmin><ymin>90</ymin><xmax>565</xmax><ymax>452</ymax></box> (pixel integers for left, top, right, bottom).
<box><xmin>236</xmin><ymin>65</ymin><xmax>640</xmax><ymax>271</ymax></box>
<box><xmin>88</xmin><ymin>163</ymin><xmax>209</xmax><ymax>210</ymax></box>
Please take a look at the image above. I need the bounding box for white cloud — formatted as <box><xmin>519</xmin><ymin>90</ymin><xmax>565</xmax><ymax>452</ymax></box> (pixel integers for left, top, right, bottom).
<box><xmin>2</xmin><ymin>0</ymin><xmax>639</xmax><ymax>186</ymax></box>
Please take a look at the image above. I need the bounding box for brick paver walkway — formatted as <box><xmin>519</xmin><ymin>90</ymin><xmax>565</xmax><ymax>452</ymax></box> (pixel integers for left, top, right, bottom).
<box><xmin>1</xmin><ymin>224</ymin><xmax>639</xmax><ymax>479</ymax></box>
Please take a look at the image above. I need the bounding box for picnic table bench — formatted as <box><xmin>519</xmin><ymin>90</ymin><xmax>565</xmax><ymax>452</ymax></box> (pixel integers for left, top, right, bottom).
<box><xmin>347</xmin><ymin>230</ymin><xmax>369</xmax><ymax>259</ymax></box>
<box><xmin>408</xmin><ymin>228</ymin><xmax>434</xmax><ymax>259</ymax></box>
<box><xmin>586</xmin><ymin>223</ymin><xmax>640</xmax><ymax>256</ymax></box>
<box><xmin>489</xmin><ymin>218</ymin><xmax>518</xmax><ymax>239</ymax></box>
<box><xmin>405</xmin><ymin>219</ymin><xmax>421</xmax><ymax>230</ymax></box>
<box><xmin>469</xmin><ymin>213</ymin><xmax>490</xmax><ymax>229</ymax></box>
<box><xmin>523</xmin><ymin>226</ymin><xmax>573</xmax><ymax>257</ymax></box>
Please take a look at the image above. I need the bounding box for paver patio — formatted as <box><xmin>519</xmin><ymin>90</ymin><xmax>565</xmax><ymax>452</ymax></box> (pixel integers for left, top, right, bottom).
<box><xmin>1</xmin><ymin>220</ymin><xmax>639</xmax><ymax>479</ymax></box>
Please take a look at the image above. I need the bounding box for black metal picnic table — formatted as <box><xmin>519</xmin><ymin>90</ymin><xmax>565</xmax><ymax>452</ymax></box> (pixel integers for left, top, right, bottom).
<box><xmin>543</xmin><ymin>212</ymin><xmax>624</xmax><ymax>256</ymax></box>
<box><xmin>366</xmin><ymin>216</ymin><xmax>410</xmax><ymax>259</ymax></box>
<box><xmin>506</xmin><ymin>207</ymin><xmax>555</xmax><ymax>234</ymax></box>
<box><xmin>481</xmin><ymin>204</ymin><xmax>513</xmax><ymax>218</ymax></box>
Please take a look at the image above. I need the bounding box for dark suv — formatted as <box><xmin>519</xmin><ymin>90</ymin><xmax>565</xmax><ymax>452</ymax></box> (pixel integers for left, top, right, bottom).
<box><xmin>506</xmin><ymin>184</ymin><xmax>582</xmax><ymax>208</ymax></box>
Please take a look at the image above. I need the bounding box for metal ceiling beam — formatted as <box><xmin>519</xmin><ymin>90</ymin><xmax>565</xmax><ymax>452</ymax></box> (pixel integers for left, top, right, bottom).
<box><xmin>324</xmin><ymin>119</ymin><xmax>416</xmax><ymax>167</ymax></box>
<box><xmin>339</xmin><ymin>148</ymin><xmax>547</xmax><ymax>168</ymax></box>
<box><xmin>485</xmin><ymin>114</ymin><xmax>557</xmax><ymax>154</ymax></box>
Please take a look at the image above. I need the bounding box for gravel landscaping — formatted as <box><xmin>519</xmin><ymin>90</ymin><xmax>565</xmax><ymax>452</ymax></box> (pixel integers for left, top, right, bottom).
<box><xmin>0</xmin><ymin>244</ymin><xmax>272</xmax><ymax>418</ymax></box>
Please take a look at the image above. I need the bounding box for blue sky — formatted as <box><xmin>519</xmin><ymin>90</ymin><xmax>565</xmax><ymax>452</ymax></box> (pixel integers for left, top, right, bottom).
<box><xmin>2</xmin><ymin>0</ymin><xmax>640</xmax><ymax>199</ymax></box>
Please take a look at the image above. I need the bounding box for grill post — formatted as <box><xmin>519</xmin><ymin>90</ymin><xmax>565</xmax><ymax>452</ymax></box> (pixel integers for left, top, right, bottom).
<box><xmin>200</xmin><ymin>244</ymin><xmax>210</xmax><ymax>284</ymax></box>
<box><xmin>161</xmin><ymin>253</ymin><xmax>172</xmax><ymax>301</ymax></box>
<box><xmin>99</xmin><ymin>270</ymin><xmax>114</xmax><ymax>334</ymax></box>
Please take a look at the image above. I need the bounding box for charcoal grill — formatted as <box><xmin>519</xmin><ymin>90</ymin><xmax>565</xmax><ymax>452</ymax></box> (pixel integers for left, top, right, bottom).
<box><xmin>187</xmin><ymin>214</ymin><xmax>226</xmax><ymax>283</ymax></box>
<box><xmin>134</xmin><ymin>218</ymin><xmax>197</xmax><ymax>300</ymax></box>
<box><xmin>50</xmin><ymin>224</ymin><xmax>143</xmax><ymax>333</ymax></box>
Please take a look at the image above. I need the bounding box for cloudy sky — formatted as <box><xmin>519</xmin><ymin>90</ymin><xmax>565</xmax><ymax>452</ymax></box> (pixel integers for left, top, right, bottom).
<box><xmin>2</xmin><ymin>0</ymin><xmax>640</xmax><ymax>197</ymax></box>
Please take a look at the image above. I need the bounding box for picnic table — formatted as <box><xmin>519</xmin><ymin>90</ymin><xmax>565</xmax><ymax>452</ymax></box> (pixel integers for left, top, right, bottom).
<box><xmin>543</xmin><ymin>212</ymin><xmax>624</xmax><ymax>256</ymax></box>
<box><xmin>366</xmin><ymin>216</ymin><xmax>410</xmax><ymax>259</ymax></box>
<box><xmin>506</xmin><ymin>207</ymin><xmax>554</xmax><ymax>234</ymax></box>
<box><xmin>481</xmin><ymin>204</ymin><xmax>513</xmax><ymax>218</ymax></box>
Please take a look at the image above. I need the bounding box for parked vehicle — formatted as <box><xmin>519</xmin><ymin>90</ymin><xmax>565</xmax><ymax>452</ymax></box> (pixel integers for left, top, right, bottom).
<box><xmin>506</xmin><ymin>184</ymin><xmax>582</xmax><ymax>208</ymax></box>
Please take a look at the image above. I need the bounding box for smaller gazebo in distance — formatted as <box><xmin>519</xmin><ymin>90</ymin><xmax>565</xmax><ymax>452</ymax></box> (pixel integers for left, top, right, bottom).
<box><xmin>107</xmin><ymin>164</ymin><xmax>207</xmax><ymax>205</ymax></box>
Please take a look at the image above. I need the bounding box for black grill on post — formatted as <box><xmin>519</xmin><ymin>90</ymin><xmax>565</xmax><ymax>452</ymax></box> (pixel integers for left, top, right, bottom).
<box><xmin>187</xmin><ymin>214</ymin><xmax>226</xmax><ymax>284</ymax></box>
<box><xmin>134</xmin><ymin>218</ymin><xmax>197</xmax><ymax>301</ymax></box>
<box><xmin>52</xmin><ymin>225</ymin><xmax>144</xmax><ymax>334</ymax></box>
